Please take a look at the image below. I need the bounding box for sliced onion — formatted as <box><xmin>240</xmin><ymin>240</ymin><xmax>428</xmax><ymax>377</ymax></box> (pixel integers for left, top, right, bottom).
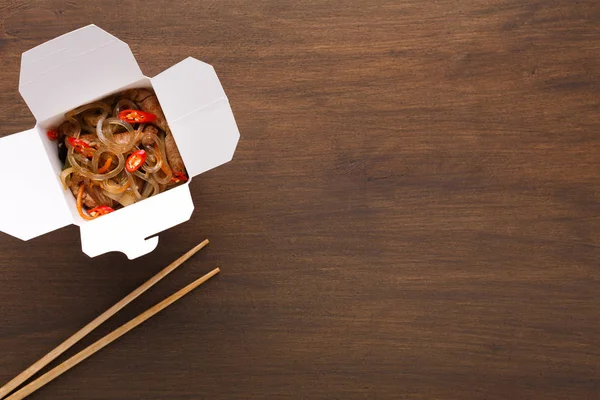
<box><xmin>118</xmin><ymin>190</ymin><xmax>137</xmax><ymax>206</ymax></box>
<box><xmin>102</xmin><ymin>189</ymin><xmax>123</xmax><ymax>203</ymax></box>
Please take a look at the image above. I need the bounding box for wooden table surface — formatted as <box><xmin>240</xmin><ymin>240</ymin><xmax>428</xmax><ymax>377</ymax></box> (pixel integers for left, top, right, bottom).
<box><xmin>1</xmin><ymin>1</ymin><xmax>599</xmax><ymax>399</ymax></box>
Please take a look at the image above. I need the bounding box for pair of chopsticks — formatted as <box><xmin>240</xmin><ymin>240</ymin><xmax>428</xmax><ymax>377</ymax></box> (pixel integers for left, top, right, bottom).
<box><xmin>0</xmin><ymin>239</ymin><xmax>218</xmax><ymax>400</ymax></box>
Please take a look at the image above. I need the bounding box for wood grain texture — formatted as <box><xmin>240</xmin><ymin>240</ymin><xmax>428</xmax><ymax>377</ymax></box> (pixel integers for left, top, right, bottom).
<box><xmin>6</xmin><ymin>268</ymin><xmax>220</xmax><ymax>400</ymax></box>
<box><xmin>0</xmin><ymin>240</ymin><xmax>209</xmax><ymax>399</ymax></box>
<box><xmin>0</xmin><ymin>1</ymin><xmax>599</xmax><ymax>399</ymax></box>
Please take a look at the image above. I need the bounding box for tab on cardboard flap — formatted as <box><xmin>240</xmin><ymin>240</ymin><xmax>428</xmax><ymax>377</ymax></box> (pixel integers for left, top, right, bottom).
<box><xmin>0</xmin><ymin>128</ymin><xmax>72</xmax><ymax>240</ymax></box>
<box><xmin>152</xmin><ymin>57</ymin><xmax>240</xmax><ymax>177</ymax></box>
<box><xmin>19</xmin><ymin>25</ymin><xmax>144</xmax><ymax>121</ymax></box>
<box><xmin>79</xmin><ymin>184</ymin><xmax>194</xmax><ymax>259</ymax></box>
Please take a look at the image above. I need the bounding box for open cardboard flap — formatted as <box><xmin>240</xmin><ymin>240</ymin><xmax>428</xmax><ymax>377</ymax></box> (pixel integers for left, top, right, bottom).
<box><xmin>0</xmin><ymin>128</ymin><xmax>72</xmax><ymax>240</ymax></box>
<box><xmin>152</xmin><ymin>57</ymin><xmax>240</xmax><ymax>177</ymax></box>
<box><xmin>79</xmin><ymin>184</ymin><xmax>194</xmax><ymax>259</ymax></box>
<box><xmin>19</xmin><ymin>25</ymin><xmax>144</xmax><ymax>122</ymax></box>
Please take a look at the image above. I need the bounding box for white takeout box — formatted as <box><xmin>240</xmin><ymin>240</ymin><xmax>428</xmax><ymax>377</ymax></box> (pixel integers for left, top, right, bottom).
<box><xmin>0</xmin><ymin>25</ymin><xmax>240</xmax><ymax>259</ymax></box>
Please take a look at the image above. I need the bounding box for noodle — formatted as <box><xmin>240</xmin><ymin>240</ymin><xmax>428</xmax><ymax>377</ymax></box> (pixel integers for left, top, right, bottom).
<box><xmin>60</xmin><ymin>167</ymin><xmax>74</xmax><ymax>190</ymax></box>
<box><xmin>53</xmin><ymin>89</ymin><xmax>188</xmax><ymax>218</ymax></box>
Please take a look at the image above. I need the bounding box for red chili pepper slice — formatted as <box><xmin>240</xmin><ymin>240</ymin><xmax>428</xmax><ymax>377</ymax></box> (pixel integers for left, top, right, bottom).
<box><xmin>67</xmin><ymin>136</ymin><xmax>90</xmax><ymax>150</ymax></box>
<box><xmin>126</xmin><ymin>150</ymin><xmax>147</xmax><ymax>173</ymax></box>
<box><xmin>87</xmin><ymin>206</ymin><xmax>115</xmax><ymax>218</ymax></box>
<box><xmin>118</xmin><ymin>109</ymin><xmax>157</xmax><ymax>124</ymax></box>
<box><xmin>170</xmin><ymin>171</ymin><xmax>188</xmax><ymax>183</ymax></box>
<box><xmin>67</xmin><ymin>137</ymin><xmax>94</xmax><ymax>158</ymax></box>
<box><xmin>47</xmin><ymin>130</ymin><xmax>59</xmax><ymax>141</ymax></box>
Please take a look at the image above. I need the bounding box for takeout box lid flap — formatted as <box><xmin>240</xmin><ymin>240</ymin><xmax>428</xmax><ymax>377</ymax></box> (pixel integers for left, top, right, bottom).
<box><xmin>151</xmin><ymin>57</ymin><xmax>240</xmax><ymax>177</ymax></box>
<box><xmin>79</xmin><ymin>184</ymin><xmax>195</xmax><ymax>259</ymax></box>
<box><xmin>19</xmin><ymin>24</ymin><xmax>144</xmax><ymax>122</ymax></box>
<box><xmin>0</xmin><ymin>128</ymin><xmax>72</xmax><ymax>240</ymax></box>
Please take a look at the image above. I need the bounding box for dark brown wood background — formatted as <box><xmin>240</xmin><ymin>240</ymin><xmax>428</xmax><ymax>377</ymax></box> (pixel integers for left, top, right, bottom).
<box><xmin>1</xmin><ymin>1</ymin><xmax>599</xmax><ymax>399</ymax></box>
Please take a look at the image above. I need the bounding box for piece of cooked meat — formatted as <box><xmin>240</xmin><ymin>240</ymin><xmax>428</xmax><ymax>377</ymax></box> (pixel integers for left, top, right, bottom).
<box><xmin>165</xmin><ymin>133</ymin><xmax>185</xmax><ymax>173</ymax></box>
<box><xmin>58</xmin><ymin>120</ymin><xmax>78</xmax><ymax>137</ymax></box>
<box><xmin>141</xmin><ymin>125</ymin><xmax>159</xmax><ymax>146</ymax></box>
<box><xmin>122</xmin><ymin>88</ymin><xmax>154</xmax><ymax>103</ymax></box>
<box><xmin>122</xmin><ymin>89</ymin><xmax>168</xmax><ymax>132</ymax></box>
<box><xmin>68</xmin><ymin>173</ymin><xmax>98</xmax><ymax>208</ymax></box>
<box><xmin>82</xmin><ymin>110</ymin><xmax>103</xmax><ymax>128</ymax></box>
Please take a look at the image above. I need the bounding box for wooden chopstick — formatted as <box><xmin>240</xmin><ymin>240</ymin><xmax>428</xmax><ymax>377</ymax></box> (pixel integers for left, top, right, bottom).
<box><xmin>0</xmin><ymin>239</ymin><xmax>209</xmax><ymax>400</ymax></box>
<box><xmin>6</xmin><ymin>267</ymin><xmax>221</xmax><ymax>400</ymax></box>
